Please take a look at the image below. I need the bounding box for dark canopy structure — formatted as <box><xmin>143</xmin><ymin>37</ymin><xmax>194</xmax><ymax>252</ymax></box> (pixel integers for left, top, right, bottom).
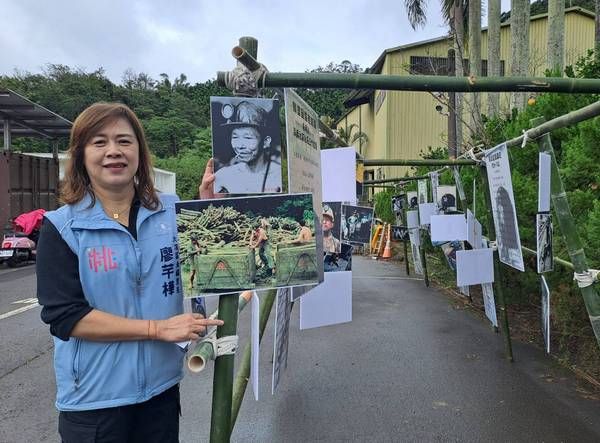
<box><xmin>0</xmin><ymin>89</ymin><xmax>72</xmax><ymax>149</ymax></box>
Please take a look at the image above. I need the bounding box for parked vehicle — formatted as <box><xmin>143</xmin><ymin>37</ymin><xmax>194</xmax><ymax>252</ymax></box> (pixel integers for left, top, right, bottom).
<box><xmin>0</xmin><ymin>209</ymin><xmax>45</xmax><ymax>267</ymax></box>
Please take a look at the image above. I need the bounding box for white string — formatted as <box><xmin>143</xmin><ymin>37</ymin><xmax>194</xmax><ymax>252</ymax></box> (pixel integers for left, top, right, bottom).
<box><xmin>573</xmin><ymin>270</ymin><xmax>600</xmax><ymax>288</ymax></box>
<box><xmin>198</xmin><ymin>334</ymin><xmax>239</xmax><ymax>358</ymax></box>
<box><xmin>224</xmin><ymin>63</ymin><xmax>269</xmax><ymax>97</ymax></box>
<box><xmin>521</xmin><ymin>130</ymin><xmax>530</xmax><ymax>148</ymax></box>
<box><xmin>488</xmin><ymin>241</ymin><xmax>498</xmax><ymax>251</ymax></box>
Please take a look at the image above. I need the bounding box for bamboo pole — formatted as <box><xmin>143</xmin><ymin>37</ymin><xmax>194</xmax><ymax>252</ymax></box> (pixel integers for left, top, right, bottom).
<box><xmin>210</xmin><ymin>293</ymin><xmax>239</xmax><ymax>443</ymax></box>
<box><xmin>479</xmin><ymin>165</ymin><xmax>514</xmax><ymax>362</ymax></box>
<box><xmin>521</xmin><ymin>245</ymin><xmax>574</xmax><ymax>270</ymax></box>
<box><xmin>364</xmin><ymin>176</ymin><xmax>429</xmax><ymax>185</ymax></box>
<box><xmin>533</xmin><ymin>118</ymin><xmax>600</xmax><ymax>347</ymax></box>
<box><xmin>218</xmin><ymin>62</ymin><xmax>600</xmax><ymax>93</ymax></box>
<box><xmin>230</xmin><ymin>289</ymin><xmax>277</xmax><ymax>428</ymax></box>
<box><xmin>364</xmin><ymin>159</ymin><xmax>476</xmax><ymax>167</ymax></box>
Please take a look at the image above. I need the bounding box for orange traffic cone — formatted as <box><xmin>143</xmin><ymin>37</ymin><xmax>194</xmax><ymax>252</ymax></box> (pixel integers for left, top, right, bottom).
<box><xmin>382</xmin><ymin>228</ymin><xmax>392</xmax><ymax>259</ymax></box>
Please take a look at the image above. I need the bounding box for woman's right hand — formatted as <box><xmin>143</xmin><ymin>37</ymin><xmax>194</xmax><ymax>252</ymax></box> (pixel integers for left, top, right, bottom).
<box><xmin>155</xmin><ymin>313</ymin><xmax>224</xmax><ymax>342</ymax></box>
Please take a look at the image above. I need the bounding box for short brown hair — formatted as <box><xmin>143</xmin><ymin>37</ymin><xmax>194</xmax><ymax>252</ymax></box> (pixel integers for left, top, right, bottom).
<box><xmin>61</xmin><ymin>102</ymin><xmax>159</xmax><ymax>210</ymax></box>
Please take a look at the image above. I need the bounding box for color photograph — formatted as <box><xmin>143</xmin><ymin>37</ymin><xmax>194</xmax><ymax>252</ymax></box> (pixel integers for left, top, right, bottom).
<box><xmin>324</xmin><ymin>243</ymin><xmax>353</xmax><ymax>273</ymax></box>
<box><xmin>210</xmin><ymin>96</ymin><xmax>282</xmax><ymax>194</ymax></box>
<box><xmin>176</xmin><ymin>193</ymin><xmax>317</xmax><ymax>295</ymax></box>
<box><xmin>341</xmin><ymin>204</ymin><xmax>374</xmax><ymax>245</ymax></box>
<box><xmin>322</xmin><ymin>202</ymin><xmax>342</xmax><ymax>254</ymax></box>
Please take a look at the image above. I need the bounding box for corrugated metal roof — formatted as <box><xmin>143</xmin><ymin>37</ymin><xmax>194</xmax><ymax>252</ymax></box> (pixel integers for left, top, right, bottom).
<box><xmin>0</xmin><ymin>89</ymin><xmax>72</xmax><ymax>139</ymax></box>
<box><xmin>340</xmin><ymin>7</ymin><xmax>595</xmax><ymax>114</ymax></box>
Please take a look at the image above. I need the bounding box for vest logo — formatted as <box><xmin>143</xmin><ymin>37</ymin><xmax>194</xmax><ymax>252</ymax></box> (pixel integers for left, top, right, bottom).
<box><xmin>88</xmin><ymin>246</ymin><xmax>118</xmax><ymax>273</ymax></box>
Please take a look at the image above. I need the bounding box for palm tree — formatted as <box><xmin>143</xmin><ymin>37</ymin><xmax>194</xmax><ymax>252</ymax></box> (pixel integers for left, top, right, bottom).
<box><xmin>488</xmin><ymin>0</ymin><xmax>501</xmax><ymax>116</ymax></box>
<box><xmin>547</xmin><ymin>0</ymin><xmax>565</xmax><ymax>74</ymax></box>
<box><xmin>510</xmin><ymin>0</ymin><xmax>530</xmax><ymax>109</ymax></box>
<box><xmin>336</xmin><ymin>123</ymin><xmax>369</xmax><ymax>151</ymax></box>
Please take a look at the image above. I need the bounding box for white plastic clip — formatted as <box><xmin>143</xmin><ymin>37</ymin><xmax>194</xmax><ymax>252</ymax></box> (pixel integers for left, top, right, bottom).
<box><xmin>488</xmin><ymin>241</ymin><xmax>498</xmax><ymax>251</ymax></box>
<box><xmin>573</xmin><ymin>269</ymin><xmax>600</xmax><ymax>288</ymax></box>
<box><xmin>200</xmin><ymin>334</ymin><xmax>239</xmax><ymax>358</ymax></box>
<box><xmin>521</xmin><ymin>130</ymin><xmax>530</xmax><ymax>148</ymax></box>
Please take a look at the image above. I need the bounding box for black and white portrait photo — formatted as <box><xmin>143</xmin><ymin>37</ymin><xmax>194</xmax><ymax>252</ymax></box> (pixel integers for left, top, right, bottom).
<box><xmin>322</xmin><ymin>202</ymin><xmax>342</xmax><ymax>254</ymax></box>
<box><xmin>437</xmin><ymin>185</ymin><xmax>457</xmax><ymax>213</ymax></box>
<box><xmin>407</xmin><ymin>191</ymin><xmax>418</xmax><ymax>210</ymax></box>
<box><xmin>536</xmin><ymin>213</ymin><xmax>553</xmax><ymax>273</ymax></box>
<box><xmin>485</xmin><ymin>143</ymin><xmax>524</xmax><ymax>271</ymax></box>
<box><xmin>341</xmin><ymin>205</ymin><xmax>374</xmax><ymax>245</ymax></box>
<box><xmin>210</xmin><ymin>96</ymin><xmax>282</xmax><ymax>194</ymax></box>
<box><xmin>392</xmin><ymin>194</ymin><xmax>405</xmax><ymax>215</ymax></box>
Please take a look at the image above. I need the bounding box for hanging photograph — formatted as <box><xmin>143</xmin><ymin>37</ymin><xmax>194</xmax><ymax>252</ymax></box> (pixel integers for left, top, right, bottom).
<box><xmin>417</xmin><ymin>180</ymin><xmax>428</xmax><ymax>204</ymax></box>
<box><xmin>391</xmin><ymin>225</ymin><xmax>409</xmax><ymax>241</ymax></box>
<box><xmin>437</xmin><ymin>185</ymin><xmax>457</xmax><ymax>213</ymax></box>
<box><xmin>536</xmin><ymin>213</ymin><xmax>553</xmax><ymax>274</ymax></box>
<box><xmin>541</xmin><ymin>275</ymin><xmax>551</xmax><ymax>354</ymax></box>
<box><xmin>391</xmin><ymin>194</ymin><xmax>405</xmax><ymax>215</ymax></box>
<box><xmin>176</xmin><ymin>193</ymin><xmax>318</xmax><ymax>295</ymax></box>
<box><xmin>429</xmin><ymin>171</ymin><xmax>439</xmax><ymax>204</ymax></box>
<box><xmin>322</xmin><ymin>202</ymin><xmax>342</xmax><ymax>254</ymax></box>
<box><xmin>341</xmin><ymin>204</ymin><xmax>374</xmax><ymax>245</ymax></box>
<box><xmin>210</xmin><ymin>96</ymin><xmax>282</xmax><ymax>194</ymax></box>
<box><xmin>440</xmin><ymin>240</ymin><xmax>464</xmax><ymax>272</ymax></box>
<box><xmin>324</xmin><ymin>243</ymin><xmax>353</xmax><ymax>273</ymax></box>
<box><xmin>409</xmin><ymin>229</ymin><xmax>423</xmax><ymax>275</ymax></box>
<box><xmin>482</xmin><ymin>283</ymin><xmax>498</xmax><ymax>327</ymax></box>
<box><xmin>407</xmin><ymin>191</ymin><xmax>418</xmax><ymax>209</ymax></box>
<box><xmin>484</xmin><ymin>143</ymin><xmax>525</xmax><ymax>271</ymax></box>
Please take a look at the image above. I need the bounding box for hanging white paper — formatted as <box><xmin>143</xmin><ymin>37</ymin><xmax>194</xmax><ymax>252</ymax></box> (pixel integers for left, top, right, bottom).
<box><xmin>541</xmin><ymin>275</ymin><xmax>551</xmax><ymax>354</ymax></box>
<box><xmin>481</xmin><ymin>283</ymin><xmax>498</xmax><ymax>327</ymax></box>
<box><xmin>456</xmin><ymin>249</ymin><xmax>495</xmax><ymax>286</ymax></box>
<box><xmin>430</xmin><ymin>215</ymin><xmax>468</xmax><ymax>242</ymax></box>
<box><xmin>466</xmin><ymin>210</ymin><xmax>482</xmax><ymax>249</ymax></box>
<box><xmin>299</xmin><ymin>271</ymin><xmax>352</xmax><ymax>330</ymax></box>
<box><xmin>538</xmin><ymin>152</ymin><xmax>552</xmax><ymax>213</ymax></box>
<box><xmin>251</xmin><ymin>292</ymin><xmax>260</xmax><ymax>400</ymax></box>
<box><xmin>407</xmin><ymin>210</ymin><xmax>420</xmax><ymax>229</ymax></box>
<box><xmin>484</xmin><ymin>143</ymin><xmax>525</xmax><ymax>271</ymax></box>
<box><xmin>418</xmin><ymin>203</ymin><xmax>438</xmax><ymax>226</ymax></box>
<box><xmin>321</xmin><ymin>148</ymin><xmax>357</xmax><ymax>204</ymax></box>
<box><xmin>409</xmin><ymin>229</ymin><xmax>423</xmax><ymax>275</ymax></box>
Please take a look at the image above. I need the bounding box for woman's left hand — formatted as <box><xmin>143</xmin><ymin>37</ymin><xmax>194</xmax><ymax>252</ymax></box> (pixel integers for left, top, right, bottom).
<box><xmin>199</xmin><ymin>158</ymin><xmax>226</xmax><ymax>200</ymax></box>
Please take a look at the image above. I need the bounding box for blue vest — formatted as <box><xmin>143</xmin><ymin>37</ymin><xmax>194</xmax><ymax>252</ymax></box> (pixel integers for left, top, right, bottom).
<box><xmin>45</xmin><ymin>193</ymin><xmax>184</xmax><ymax>411</ymax></box>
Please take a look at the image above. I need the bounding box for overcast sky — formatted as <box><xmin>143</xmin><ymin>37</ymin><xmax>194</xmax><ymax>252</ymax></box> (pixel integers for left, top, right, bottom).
<box><xmin>1</xmin><ymin>0</ymin><xmax>512</xmax><ymax>85</ymax></box>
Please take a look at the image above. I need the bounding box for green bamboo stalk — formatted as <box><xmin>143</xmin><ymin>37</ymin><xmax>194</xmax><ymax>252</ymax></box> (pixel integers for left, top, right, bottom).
<box><xmin>403</xmin><ymin>240</ymin><xmax>410</xmax><ymax>276</ymax></box>
<box><xmin>364</xmin><ymin>159</ymin><xmax>476</xmax><ymax>167</ymax></box>
<box><xmin>230</xmin><ymin>289</ymin><xmax>278</xmax><ymax>429</ymax></box>
<box><xmin>420</xmin><ymin>242</ymin><xmax>430</xmax><ymax>287</ymax></box>
<box><xmin>479</xmin><ymin>166</ymin><xmax>514</xmax><ymax>362</ymax></box>
<box><xmin>521</xmin><ymin>245</ymin><xmax>574</xmax><ymax>270</ymax></box>
<box><xmin>210</xmin><ymin>293</ymin><xmax>239</xmax><ymax>443</ymax></box>
<box><xmin>533</xmin><ymin>120</ymin><xmax>600</xmax><ymax>347</ymax></box>
<box><xmin>364</xmin><ymin>176</ymin><xmax>429</xmax><ymax>185</ymax></box>
<box><xmin>217</xmin><ymin>67</ymin><xmax>600</xmax><ymax>93</ymax></box>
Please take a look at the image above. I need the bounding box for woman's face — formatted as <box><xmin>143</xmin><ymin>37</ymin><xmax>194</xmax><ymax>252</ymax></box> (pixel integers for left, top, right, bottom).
<box><xmin>231</xmin><ymin>126</ymin><xmax>262</xmax><ymax>163</ymax></box>
<box><xmin>84</xmin><ymin>117</ymin><xmax>139</xmax><ymax>194</ymax></box>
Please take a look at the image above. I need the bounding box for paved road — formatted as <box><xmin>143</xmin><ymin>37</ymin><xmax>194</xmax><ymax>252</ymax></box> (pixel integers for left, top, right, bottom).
<box><xmin>1</xmin><ymin>258</ymin><xmax>599</xmax><ymax>442</ymax></box>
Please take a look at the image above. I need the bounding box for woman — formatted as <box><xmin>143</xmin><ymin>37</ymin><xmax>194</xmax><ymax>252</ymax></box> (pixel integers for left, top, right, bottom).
<box><xmin>214</xmin><ymin>100</ymin><xmax>281</xmax><ymax>194</ymax></box>
<box><xmin>36</xmin><ymin>103</ymin><xmax>223</xmax><ymax>442</ymax></box>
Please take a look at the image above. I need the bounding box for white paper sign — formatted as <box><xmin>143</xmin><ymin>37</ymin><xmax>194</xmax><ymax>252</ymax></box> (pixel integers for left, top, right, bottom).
<box><xmin>272</xmin><ymin>288</ymin><xmax>292</xmax><ymax>394</ymax></box>
<box><xmin>418</xmin><ymin>203</ymin><xmax>438</xmax><ymax>226</ymax></box>
<box><xmin>407</xmin><ymin>210</ymin><xmax>419</xmax><ymax>229</ymax></box>
<box><xmin>430</xmin><ymin>215</ymin><xmax>468</xmax><ymax>242</ymax></box>
<box><xmin>456</xmin><ymin>249</ymin><xmax>495</xmax><ymax>286</ymax></box>
<box><xmin>538</xmin><ymin>152</ymin><xmax>552</xmax><ymax>213</ymax></box>
<box><xmin>484</xmin><ymin>143</ymin><xmax>525</xmax><ymax>271</ymax></box>
<box><xmin>285</xmin><ymin>88</ymin><xmax>324</xmax><ymax>282</ymax></box>
<box><xmin>299</xmin><ymin>271</ymin><xmax>352</xmax><ymax>330</ymax></box>
<box><xmin>541</xmin><ymin>275</ymin><xmax>551</xmax><ymax>354</ymax></box>
<box><xmin>321</xmin><ymin>148</ymin><xmax>357</xmax><ymax>204</ymax></box>
<box><xmin>482</xmin><ymin>283</ymin><xmax>498</xmax><ymax>327</ymax></box>
<box><xmin>251</xmin><ymin>292</ymin><xmax>260</xmax><ymax>400</ymax></box>
<box><xmin>466</xmin><ymin>210</ymin><xmax>482</xmax><ymax>249</ymax></box>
